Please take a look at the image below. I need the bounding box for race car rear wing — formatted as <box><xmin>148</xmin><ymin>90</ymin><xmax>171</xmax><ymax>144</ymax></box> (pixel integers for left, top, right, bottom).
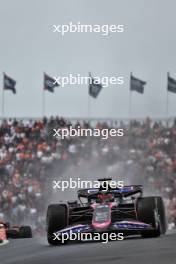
<box><xmin>77</xmin><ymin>185</ymin><xmax>143</xmax><ymax>199</ymax></box>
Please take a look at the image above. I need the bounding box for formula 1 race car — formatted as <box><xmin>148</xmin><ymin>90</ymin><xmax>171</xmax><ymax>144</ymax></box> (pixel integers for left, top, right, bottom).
<box><xmin>0</xmin><ymin>221</ymin><xmax>32</xmax><ymax>239</ymax></box>
<box><xmin>46</xmin><ymin>178</ymin><xmax>167</xmax><ymax>245</ymax></box>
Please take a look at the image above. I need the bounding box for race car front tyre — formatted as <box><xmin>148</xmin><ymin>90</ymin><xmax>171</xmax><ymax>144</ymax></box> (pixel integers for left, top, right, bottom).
<box><xmin>46</xmin><ymin>204</ymin><xmax>68</xmax><ymax>245</ymax></box>
<box><xmin>137</xmin><ymin>196</ymin><xmax>166</xmax><ymax>238</ymax></box>
<box><xmin>19</xmin><ymin>226</ymin><xmax>32</xmax><ymax>238</ymax></box>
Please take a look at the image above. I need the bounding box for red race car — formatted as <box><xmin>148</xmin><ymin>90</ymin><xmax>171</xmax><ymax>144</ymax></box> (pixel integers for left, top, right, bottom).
<box><xmin>0</xmin><ymin>221</ymin><xmax>32</xmax><ymax>239</ymax></box>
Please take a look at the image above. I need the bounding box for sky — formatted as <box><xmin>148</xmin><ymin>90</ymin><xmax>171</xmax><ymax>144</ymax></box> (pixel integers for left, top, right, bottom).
<box><xmin>0</xmin><ymin>0</ymin><xmax>176</xmax><ymax>119</ymax></box>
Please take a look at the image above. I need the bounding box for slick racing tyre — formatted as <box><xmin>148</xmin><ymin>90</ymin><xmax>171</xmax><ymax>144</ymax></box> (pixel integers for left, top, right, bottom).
<box><xmin>47</xmin><ymin>204</ymin><xmax>68</xmax><ymax>245</ymax></box>
<box><xmin>137</xmin><ymin>196</ymin><xmax>167</xmax><ymax>238</ymax></box>
<box><xmin>19</xmin><ymin>226</ymin><xmax>32</xmax><ymax>238</ymax></box>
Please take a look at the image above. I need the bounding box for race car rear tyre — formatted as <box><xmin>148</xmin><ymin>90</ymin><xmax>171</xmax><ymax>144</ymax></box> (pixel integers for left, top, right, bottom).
<box><xmin>137</xmin><ymin>196</ymin><xmax>166</xmax><ymax>238</ymax></box>
<box><xmin>19</xmin><ymin>226</ymin><xmax>32</xmax><ymax>238</ymax></box>
<box><xmin>155</xmin><ymin>197</ymin><xmax>167</xmax><ymax>234</ymax></box>
<box><xmin>47</xmin><ymin>204</ymin><xmax>68</xmax><ymax>245</ymax></box>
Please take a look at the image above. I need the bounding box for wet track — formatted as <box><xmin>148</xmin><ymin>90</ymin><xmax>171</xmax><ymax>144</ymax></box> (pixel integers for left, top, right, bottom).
<box><xmin>0</xmin><ymin>233</ymin><xmax>175</xmax><ymax>264</ymax></box>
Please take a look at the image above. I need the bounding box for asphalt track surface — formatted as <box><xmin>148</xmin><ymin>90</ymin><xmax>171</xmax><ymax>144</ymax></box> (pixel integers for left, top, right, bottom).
<box><xmin>0</xmin><ymin>232</ymin><xmax>175</xmax><ymax>264</ymax></box>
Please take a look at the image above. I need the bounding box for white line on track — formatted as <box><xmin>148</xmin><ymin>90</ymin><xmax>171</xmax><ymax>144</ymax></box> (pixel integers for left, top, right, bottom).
<box><xmin>0</xmin><ymin>240</ymin><xmax>9</xmax><ymax>247</ymax></box>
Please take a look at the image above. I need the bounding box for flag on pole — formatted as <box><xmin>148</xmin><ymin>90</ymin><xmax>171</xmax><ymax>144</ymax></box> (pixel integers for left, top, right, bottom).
<box><xmin>130</xmin><ymin>74</ymin><xmax>146</xmax><ymax>94</ymax></box>
<box><xmin>168</xmin><ymin>74</ymin><xmax>176</xmax><ymax>93</ymax></box>
<box><xmin>89</xmin><ymin>73</ymin><xmax>103</xmax><ymax>98</ymax></box>
<box><xmin>44</xmin><ymin>73</ymin><xmax>59</xmax><ymax>93</ymax></box>
<box><xmin>3</xmin><ymin>73</ymin><xmax>16</xmax><ymax>94</ymax></box>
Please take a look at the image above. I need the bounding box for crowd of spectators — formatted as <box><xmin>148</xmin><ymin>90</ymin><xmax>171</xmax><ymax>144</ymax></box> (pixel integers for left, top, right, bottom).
<box><xmin>0</xmin><ymin>116</ymin><xmax>176</xmax><ymax>233</ymax></box>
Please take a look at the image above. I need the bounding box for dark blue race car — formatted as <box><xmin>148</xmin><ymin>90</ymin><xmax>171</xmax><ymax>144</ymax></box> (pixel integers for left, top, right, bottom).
<box><xmin>46</xmin><ymin>178</ymin><xmax>167</xmax><ymax>245</ymax></box>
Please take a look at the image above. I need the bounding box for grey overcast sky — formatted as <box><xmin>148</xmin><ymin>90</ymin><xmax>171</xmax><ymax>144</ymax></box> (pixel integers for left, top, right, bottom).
<box><xmin>0</xmin><ymin>0</ymin><xmax>176</xmax><ymax>119</ymax></box>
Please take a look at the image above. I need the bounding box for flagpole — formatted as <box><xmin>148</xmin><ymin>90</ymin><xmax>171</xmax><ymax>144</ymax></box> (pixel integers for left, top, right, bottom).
<box><xmin>166</xmin><ymin>72</ymin><xmax>169</xmax><ymax>124</ymax></box>
<box><xmin>88</xmin><ymin>72</ymin><xmax>91</xmax><ymax>120</ymax></box>
<box><xmin>42</xmin><ymin>89</ymin><xmax>45</xmax><ymax>117</ymax></box>
<box><xmin>2</xmin><ymin>73</ymin><xmax>5</xmax><ymax>119</ymax></box>
<box><xmin>88</xmin><ymin>94</ymin><xmax>91</xmax><ymax>119</ymax></box>
<box><xmin>129</xmin><ymin>72</ymin><xmax>132</xmax><ymax>122</ymax></box>
<box><xmin>42</xmin><ymin>72</ymin><xmax>45</xmax><ymax>117</ymax></box>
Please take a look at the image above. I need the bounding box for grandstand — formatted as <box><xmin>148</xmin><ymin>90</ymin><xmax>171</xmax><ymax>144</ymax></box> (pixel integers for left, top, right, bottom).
<box><xmin>0</xmin><ymin>116</ymin><xmax>176</xmax><ymax>233</ymax></box>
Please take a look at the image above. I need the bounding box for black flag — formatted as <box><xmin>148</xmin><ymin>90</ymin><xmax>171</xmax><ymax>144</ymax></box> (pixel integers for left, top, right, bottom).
<box><xmin>168</xmin><ymin>74</ymin><xmax>176</xmax><ymax>93</ymax></box>
<box><xmin>4</xmin><ymin>73</ymin><xmax>16</xmax><ymax>94</ymax></box>
<box><xmin>130</xmin><ymin>74</ymin><xmax>146</xmax><ymax>94</ymax></box>
<box><xmin>44</xmin><ymin>73</ymin><xmax>59</xmax><ymax>93</ymax></box>
<box><xmin>89</xmin><ymin>74</ymin><xmax>103</xmax><ymax>98</ymax></box>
